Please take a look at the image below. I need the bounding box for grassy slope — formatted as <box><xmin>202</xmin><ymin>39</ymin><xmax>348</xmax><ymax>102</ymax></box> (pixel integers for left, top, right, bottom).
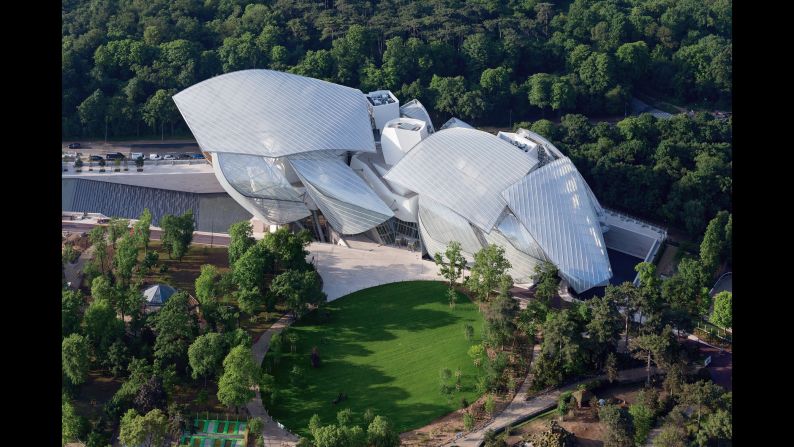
<box><xmin>265</xmin><ymin>281</ymin><xmax>485</xmax><ymax>436</ymax></box>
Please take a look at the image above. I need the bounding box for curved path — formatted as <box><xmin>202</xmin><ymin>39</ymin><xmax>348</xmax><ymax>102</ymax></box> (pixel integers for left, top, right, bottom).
<box><xmin>444</xmin><ymin>366</ymin><xmax>662</xmax><ymax>447</ymax></box>
<box><xmin>246</xmin><ymin>313</ymin><xmax>300</xmax><ymax>447</ymax></box>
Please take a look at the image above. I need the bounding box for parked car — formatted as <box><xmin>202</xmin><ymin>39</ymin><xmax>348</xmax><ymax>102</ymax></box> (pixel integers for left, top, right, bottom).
<box><xmin>163</xmin><ymin>154</ymin><xmax>176</xmax><ymax>160</ymax></box>
<box><xmin>130</xmin><ymin>152</ymin><xmax>144</xmax><ymax>160</ymax></box>
<box><xmin>68</xmin><ymin>143</ymin><xmax>81</xmax><ymax>149</ymax></box>
<box><xmin>191</xmin><ymin>153</ymin><xmax>205</xmax><ymax>159</ymax></box>
<box><xmin>149</xmin><ymin>153</ymin><xmax>162</xmax><ymax>160</ymax></box>
<box><xmin>105</xmin><ymin>152</ymin><xmax>125</xmax><ymax>160</ymax></box>
<box><xmin>89</xmin><ymin>155</ymin><xmax>103</xmax><ymax>161</ymax></box>
<box><xmin>177</xmin><ymin>153</ymin><xmax>193</xmax><ymax>160</ymax></box>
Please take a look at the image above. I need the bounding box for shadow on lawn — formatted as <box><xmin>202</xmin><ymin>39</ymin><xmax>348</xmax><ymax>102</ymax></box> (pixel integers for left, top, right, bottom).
<box><xmin>268</xmin><ymin>359</ymin><xmax>455</xmax><ymax>436</ymax></box>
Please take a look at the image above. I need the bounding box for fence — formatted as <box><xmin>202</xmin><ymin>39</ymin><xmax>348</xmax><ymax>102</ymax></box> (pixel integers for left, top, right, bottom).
<box><xmin>694</xmin><ymin>320</ymin><xmax>732</xmax><ymax>345</ymax></box>
<box><xmin>602</xmin><ymin>206</ymin><xmax>667</xmax><ymax>237</ymax></box>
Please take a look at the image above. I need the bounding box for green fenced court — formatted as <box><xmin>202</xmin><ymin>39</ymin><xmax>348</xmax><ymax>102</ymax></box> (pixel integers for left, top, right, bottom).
<box><xmin>179</xmin><ymin>415</ymin><xmax>248</xmax><ymax>447</ymax></box>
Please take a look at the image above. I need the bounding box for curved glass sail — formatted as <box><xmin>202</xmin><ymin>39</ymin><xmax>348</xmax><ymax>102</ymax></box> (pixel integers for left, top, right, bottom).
<box><xmin>173</xmin><ymin>69</ymin><xmax>376</xmax><ymax>157</ymax></box>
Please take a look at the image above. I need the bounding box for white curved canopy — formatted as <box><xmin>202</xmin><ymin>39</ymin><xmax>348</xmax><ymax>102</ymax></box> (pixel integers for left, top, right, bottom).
<box><xmin>384</xmin><ymin>127</ymin><xmax>536</xmax><ymax>232</ymax></box>
<box><xmin>173</xmin><ymin>69</ymin><xmax>376</xmax><ymax>157</ymax></box>
<box><xmin>502</xmin><ymin>157</ymin><xmax>612</xmax><ymax>293</ymax></box>
<box><xmin>287</xmin><ymin>152</ymin><xmax>393</xmax><ymax>235</ymax></box>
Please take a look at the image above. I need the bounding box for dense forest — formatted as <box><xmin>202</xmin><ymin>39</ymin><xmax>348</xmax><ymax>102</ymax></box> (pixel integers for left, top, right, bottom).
<box><xmin>62</xmin><ymin>0</ymin><xmax>732</xmax><ymax>139</ymax></box>
<box><xmin>518</xmin><ymin>112</ymin><xmax>731</xmax><ymax>238</ymax></box>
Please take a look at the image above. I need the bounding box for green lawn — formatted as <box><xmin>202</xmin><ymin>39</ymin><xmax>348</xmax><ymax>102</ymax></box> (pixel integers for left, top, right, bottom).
<box><xmin>264</xmin><ymin>281</ymin><xmax>485</xmax><ymax>436</ymax></box>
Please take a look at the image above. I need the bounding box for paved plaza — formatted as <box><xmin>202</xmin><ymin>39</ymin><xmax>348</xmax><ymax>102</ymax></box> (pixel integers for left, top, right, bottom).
<box><xmin>307</xmin><ymin>240</ymin><xmax>441</xmax><ymax>301</ymax></box>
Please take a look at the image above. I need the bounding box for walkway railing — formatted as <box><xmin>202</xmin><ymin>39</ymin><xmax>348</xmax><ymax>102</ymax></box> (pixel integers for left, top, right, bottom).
<box><xmin>602</xmin><ymin>206</ymin><xmax>667</xmax><ymax>237</ymax></box>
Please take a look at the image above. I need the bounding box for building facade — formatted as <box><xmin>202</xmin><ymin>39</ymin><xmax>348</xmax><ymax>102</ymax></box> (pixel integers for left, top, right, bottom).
<box><xmin>173</xmin><ymin>69</ymin><xmax>618</xmax><ymax>293</ymax></box>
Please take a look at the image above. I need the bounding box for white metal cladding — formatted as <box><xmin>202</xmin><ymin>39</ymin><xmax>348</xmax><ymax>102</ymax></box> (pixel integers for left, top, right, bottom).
<box><xmin>502</xmin><ymin>157</ymin><xmax>612</xmax><ymax>293</ymax></box>
<box><xmin>482</xmin><ymin>229</ymin><xmax>541</xmax><ymax>284</ymax></box>
<box><xmin>496</xmin><ymin>212</ymin><xmax>549</xmax><ymax>262</ymax></box>
<box><xmin>400</xmin><ymin>99</ymin><xmax>435</xmax><ymax>133</ymax></box>
<box><xmin>440</xmin><ymin>117</ymin><xmax>474</xmax><ymax>130</ymax></box>
<box><xmin>384</xmin><ymin>127</ymin><xmax>537</xmax><ymax>232</ymax></box>
<box><xmin>417</xmin><ymin>196</ymin><xmax>484</xmax><ymax>257</ymax></box>
<box><xmin>172</xmin><ymin>69</ymin><xmax>376</xmax><ymax>157</ymax></box>
<box><xmin>287</xmin><ymin>152</ymin><xmax>393</xmax><ymax>234</ymax></box>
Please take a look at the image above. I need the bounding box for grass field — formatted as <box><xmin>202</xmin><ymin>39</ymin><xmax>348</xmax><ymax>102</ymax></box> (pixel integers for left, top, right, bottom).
<box><xmin>265</xmin><ymin>281</ymin><xmax>486</xmax><ymax>436</ymax></box>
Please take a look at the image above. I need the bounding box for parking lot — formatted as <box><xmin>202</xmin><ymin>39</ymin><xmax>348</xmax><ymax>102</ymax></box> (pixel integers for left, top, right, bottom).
<box><xmin>61</xmin><ymin>140</ymin><xmax>202</xmax><ymax>161</ymax></box>
<box><xmin>62</xmin><ymin>142</ymin><xmax>204</xmax><ymax>163</ymax></box>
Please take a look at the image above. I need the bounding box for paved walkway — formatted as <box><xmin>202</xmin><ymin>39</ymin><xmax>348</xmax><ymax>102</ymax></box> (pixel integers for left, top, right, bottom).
<box><xmin>308</xmin><ymin>241</ymin><xmax>441</xmax><ymax>301</ymax></box>
<box><xmin>444</xmin><ymin>366</ymin><xmax>661</xmax><ymax>447</ymax></box>
<box><xmin>245</xmin><ymin>313</ymin><xmax>300</xmax><ymax>447</ymax></box>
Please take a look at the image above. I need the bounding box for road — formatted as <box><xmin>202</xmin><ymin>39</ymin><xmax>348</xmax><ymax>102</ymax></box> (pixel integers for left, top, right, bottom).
<box><xmin>680</xmin><ymin>337</ymin><xmax>732</xmax><ymax>391</ymax></box>
<box><xmin>61</xmin><ymin>221</ymin><xmax>230</xmax><ymax>246</ymax></box>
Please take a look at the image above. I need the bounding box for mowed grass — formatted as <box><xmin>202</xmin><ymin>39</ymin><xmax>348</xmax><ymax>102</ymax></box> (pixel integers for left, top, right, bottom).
<box><xmin>265</xmin><ymin>281</ymin><xmax>485</xmax><ymax>436</ymax></box>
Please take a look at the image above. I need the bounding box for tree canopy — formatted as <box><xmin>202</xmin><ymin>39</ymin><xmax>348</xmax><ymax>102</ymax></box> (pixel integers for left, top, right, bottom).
<box><xmin>63</xmin><ymin>0</ymin><xmax>731</xmax><ymax>139</ymax></box>
<box><xmin>159</xmin><ymin>211</ymin><xmax>194</xmax><ymax>260</ymax></box>
<box><xmin>217</xmin><ymin>345</ymin><xmax>259</xmax><ymax>410</ymax></box>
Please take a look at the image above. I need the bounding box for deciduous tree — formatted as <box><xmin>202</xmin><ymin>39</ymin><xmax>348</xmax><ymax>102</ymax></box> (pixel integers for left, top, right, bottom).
<box><xmin>188</xmin><ymin>332</ymin><xmax>226</xmax><ymax>386</ymax></box>
<box><xmin>152</xmin><ymin>291</ymin><xmax>198</xmax><ymax>370</ymax></box>
<box><xmin>466</xmin><ymin>244</ymin><xmax>511</xmax><ymax>302</ymax></box>
<box><xmin>433</xmin><ymin>241</ymin><xmax>467</xmax><ymax>287</ymax></box>
<box><xmin>710</xmin><ymin>291</ymin><xmax>731</xmax><ymax>328</ymax></box>
<box><xmin>270</xmin><ymin>269</ymin><xmax>326</xmax><ymax>318</ymax></box>
<box><xmin>217</xmin><ymin>345</ymin><xmax>259</xmax><ymax>411</ymax></box>
<box><xmin>228</xmin><ymin>221</ymin><xmax>255</xmax><ymax>267</ymax></box>
<box><xmin>159</xmin><ymin>211</ymin><xmax>194</xmax><ymax>260</ymax></box>
<box><xmin>62</xmin><ymin>334</ymin><xmax>91</xmax><ymax>385</ymax></box>
<box><xmin>118</xmin><ymin>408</ymin><xmax>169</xmax><ymax>447</ymax></box>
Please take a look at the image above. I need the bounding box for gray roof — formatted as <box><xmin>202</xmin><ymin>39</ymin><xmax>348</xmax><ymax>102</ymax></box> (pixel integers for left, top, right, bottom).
<box><xmin>384</xmin><ymin>127</ymin><xmax>536</xmax><ymax>232</ymax></box>
<box><xmin>502</xmin><ymin>157</ymin><xmax>612</xmax><ymax>293</ymax></box>
<box><xmin>173</xmin><ymin>69</ymin><xmax>376</xmax><ymax>157</ymax></box>
<box><xmin>143</xmin><ymin>284</ymin><xmax>176</xmax><ymax>306</ymax></box>
<box><xmin>287</xmin><ymin>151</ymin><xmax>394</xmax><ymax>235</ymax></box>
<box><xmin>439</xmin><ymin>117</ymin><xmax>474</xmax><ymax>130</ymax></box>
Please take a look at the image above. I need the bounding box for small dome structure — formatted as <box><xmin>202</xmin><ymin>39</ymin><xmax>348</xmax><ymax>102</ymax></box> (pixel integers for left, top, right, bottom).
<box><xmin>143</xmin><ymin>284</ymin><xmax>177</xmax><ymax>307</ymax></box>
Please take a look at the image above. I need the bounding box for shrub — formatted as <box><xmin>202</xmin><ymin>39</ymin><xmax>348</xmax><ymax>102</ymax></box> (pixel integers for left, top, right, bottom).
<box><xmin>463</xmin><ymin>412</ymin><xmax>474</xmax><ymax>431</ymax></box>
<box><xmin>461</xmin><ymin>397</ymin><xmax>469</xmax><ymax>409</ymax></box>
<box><xmin>558</xmin><ymin>391</ymin><xmax>573</xmax><ymax>417</ymax></box>
<box><xmin>337</xmin><ymin>408</ymin><xmax>353</xmax><ymax>426</ymax></box>
<box><xmin>484</xmin><ymin>394</ymin><xmax>496</xmax><ymax>417</ymax></box>
<box><xmin>63</xmin><ymin>244</ymin><xmax>79</xmax><ymax>264</ymax></box>
<box><xmin>464</xmin><ymin>323</ymin><xmax>474</xmax><ymax>341</ymax></box>
<box><xmin>363</xmin><ymin>408</ymin><xmax>375</xmax><ymax>426</ymax></box>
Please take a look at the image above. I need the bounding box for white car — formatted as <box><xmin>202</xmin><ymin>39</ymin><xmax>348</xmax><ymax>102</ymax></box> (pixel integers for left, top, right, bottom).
<box><xmin>163</xmin><ymin>154</ymin><xmax>176</xmax><ymax>160</ymax></box>
<box><xmin>149</xmin><ymin>153</ymin><xmax>162</xmax><ymax>160</ymax></box>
